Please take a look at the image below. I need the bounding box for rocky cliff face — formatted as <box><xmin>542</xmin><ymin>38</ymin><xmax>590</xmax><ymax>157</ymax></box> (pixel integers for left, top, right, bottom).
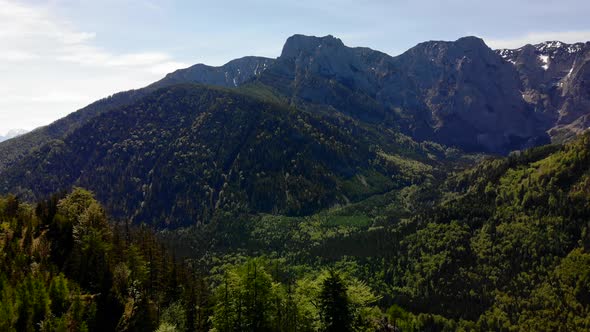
<box><xmin>497</xmin><ymin>41</ymin><xmax>590</xmax><ymax>142</ymax></box>
<box><xmin>257</xmin><ymin>35</ymin><xmax>396</xmax><ymax>123</ymax></box>
<box><xmin>259</xmin><ymin>35</ymin><xmax>548</xmax><ymax>153</ymax></box>
<box><xmin>389</xmin><ymin>37</ymin><xmax>547</xmax><ymax>152</ymax></box>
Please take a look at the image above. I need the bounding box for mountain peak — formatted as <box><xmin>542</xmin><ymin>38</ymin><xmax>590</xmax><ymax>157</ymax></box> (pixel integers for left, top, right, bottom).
<box><xmin>533</xmin><ymin>40</ymin><xmax>587</xmax><ymax>55</ymax></box>
<box><xmin>456</xmin><ymin>35</ymin><xmax>487</xmax><ymax>45</ymax></box>
<box><xmin>280</xmin><ymin>34</ymin><xmax>346</xmax><ymax>58</ymax></box>
<box><xmin>453</xmin><ymin>36</ymin><xmax>491</xmax><ymax>51</ymax></box>
<box><xmin>407</xmin><ymin>36</ymin><xmax>491</xmax><ymax>57</ymax></box>
<box><xmin>536</xmin><ymin>40</ymin><xmax>567</xmax><ymax>48</ymax></box>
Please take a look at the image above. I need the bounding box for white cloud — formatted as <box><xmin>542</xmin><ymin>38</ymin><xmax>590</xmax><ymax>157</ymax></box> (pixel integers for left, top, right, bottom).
<box><xmin>148</xmin><ymin>61</ymin><xmax>190</xmax><ymax>75</ymax></box>
<box><xmin>0</xmin><ymin>50</ymin><xmax>39</xmax><ymax>61</ymax></box>
<box><xmin>485</xmin><ymin>30</ymin><xmax>590</xmax><ymax>49</ymax></box>
<box><xmin>0</xmin><ymin>0</ymin><xmax>188</xmax><ymax>134</ymax></box>
<box><xmin>0</xmin><ymin>1</ymin><xmax>96</xmax><ymax>47</ymax></box>
<box><xmin>3</xmin><ymin>92</ymin><xmax>90</xmax><ymax>104</ymax></box>
<box><xmin>0</xmin><ymin>0</ymin><xmax>187</xmax><ymax>70</ymax></box>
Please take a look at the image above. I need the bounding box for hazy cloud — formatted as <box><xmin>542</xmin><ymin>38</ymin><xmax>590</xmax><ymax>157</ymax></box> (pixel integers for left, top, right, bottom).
<box><xmin>486</xmin><ymin>30</ymin><xmax>590</xmax><ymax>49</ymax></box>
<box><xmin>0</xmin><ymin>0</ymin><xmax>187</xmax><ymax>72</ymax></box>
<box><xmin>0</xmin><ymin>0</ymin><xmax>188</xmax><ymax>134</ymax></box>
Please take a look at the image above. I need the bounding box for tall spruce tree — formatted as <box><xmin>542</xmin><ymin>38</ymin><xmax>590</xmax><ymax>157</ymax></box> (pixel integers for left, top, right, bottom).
<box><xmin>319</xmin><ymin>270</ymin><xmax>352</xmax><ymax>332</ymax></box>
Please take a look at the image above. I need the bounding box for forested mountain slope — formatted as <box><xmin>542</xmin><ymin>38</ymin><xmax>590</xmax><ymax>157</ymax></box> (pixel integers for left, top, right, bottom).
<box><xmin>391</xmin><ymin>133</ymin><xmax>590</xmax><ymax>329</ymax></box>
<box><xmin>180</xmin><ymin>133</ymin><xmax>590</xmax><ymax>331</ymax></box>
<box><xmin>0</xmin><ymin>57</ymin><xmax>273</xmax><ymax>173</ymax></box>
<box><xmin>0</xmin><ymin>84</ymin><xmax>467</xmax><ymax>228</ymax></box>
<box><xmin>2</xmin><ymin>134</ymin><xmax>590</xmax><ymax>331</ymax></box>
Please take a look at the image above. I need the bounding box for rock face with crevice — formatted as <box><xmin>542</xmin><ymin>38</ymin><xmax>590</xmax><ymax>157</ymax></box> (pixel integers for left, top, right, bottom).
<box><xmin>497</xmin><ymin>41</ymin><xmax>590</xmax><ymax>142</ymax></box>
<box><xmin>392</xmin><ymin>37</ymin><xmax>544</xmax><ymax>152</ymax></box>
<box><xmin>259</xmin><ymin>35</ymin><xmax>548</xmax><ymax>153</ymax></box>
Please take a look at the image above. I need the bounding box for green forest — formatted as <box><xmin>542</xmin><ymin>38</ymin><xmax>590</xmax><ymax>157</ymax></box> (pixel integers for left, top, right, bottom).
<box><xmin>2</xmin><ymin>133</ymin><xmax>590</xmax><ymax>331</ymax></box>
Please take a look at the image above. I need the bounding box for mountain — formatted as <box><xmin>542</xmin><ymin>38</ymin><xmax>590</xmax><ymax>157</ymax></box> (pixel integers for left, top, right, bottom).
<box><xmin>0</xmin><ymin>57</ymin><xmax>273</xmax><ymax>173</ymax></box>
<box><xmin>2</xmin><ymin>33</ymin><xmax>590</xmax><ymax>226</ymax></box>
<box><xmin>258</xmin><ymin>35</ymin><xmax>547</xmax><ymax>153</ymax></box>
<box><xmin>496</xmin><ymin>41</ymin><xmax>590</xmax><ymax>142</ymax></box>
<box><xmin>2</xmin><ymin>34</ymin><xmax>590</xmax><ymax>332</ymax></box>
<box><xmin>393</xmin><ymin>37</ymin><xmax>546</xmax><ymax>151</ymax></box>
<box><xmin>3</xmin><ymin>34</ymin><xmax>589</xmax><ymax>170</ymax></box>
<box><xmin>0</xmin><ymin>129</ymin><xmax>28</xmax><ymax>142</ymax></box>
<box><xmin>2</xmin><ymin>117</ymin><xmax>590</xmax><ymax>332</ymax></box>
<box><xmin>213</xmin><ymin>132</ymin><xmax>590</xmax><ymax>330</ymax></box>
<box><xmin>151</xmin><ymin>56</ymin><xmax>274</xmax><ymax>89</ymax></box>
<box><xmin>0</xmin><ymin>84</ymin><xmax>467</xmax><ymax>228</ymax></box>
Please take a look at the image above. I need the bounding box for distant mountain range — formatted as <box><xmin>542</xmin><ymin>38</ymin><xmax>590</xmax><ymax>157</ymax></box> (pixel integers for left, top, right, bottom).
<box><xmin>147</xmin><ymin>35</ymin><xmax>590</xmax><ymax>152</ymax></box>
<box><xmin>0</xmin><ymin>129</ymin><xmax>28</xmax><ymax>142</ymax></box>
<box><xmin>1</xmin><ymin>34</ymin><xmax>589</xmax><ymax>227</ymax></box>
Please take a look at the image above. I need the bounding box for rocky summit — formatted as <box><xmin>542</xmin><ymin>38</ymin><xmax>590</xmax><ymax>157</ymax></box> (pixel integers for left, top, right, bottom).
<box><xmin>497</xmin><ymin>41</ymin><xmax>590</xmax><ymax>141</ymax></box>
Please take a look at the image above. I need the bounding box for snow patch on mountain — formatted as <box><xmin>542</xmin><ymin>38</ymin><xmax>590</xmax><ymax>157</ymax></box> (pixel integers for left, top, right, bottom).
<box><xmin>539</xmin><ymin>55</ymin><xmax>549</xmax><ymax>70</ymax></box>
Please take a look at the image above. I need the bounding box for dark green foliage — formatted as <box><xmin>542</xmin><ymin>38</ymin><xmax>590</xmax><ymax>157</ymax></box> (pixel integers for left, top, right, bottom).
<box><xmin>208</xmin><ymin>260</ymin><xmax>379</xmax><ymax>332</ymax></box>
<box><xmin>165</xmin><ymin>133</ymin><xmax>590</xmax><ymax>331</ymax></box>
<box><xmin>210</xmin><ymin>259</ymin><xmax>277</xmax><ymax>331</ymax></box>
<box><xmin>384</xmin><ymin>133</ymin><xmax>590</xmax><ymax>330</ymax></box>
<box><xmin>0</xmin><ymin>84</ymin><xmax>471</xmax><ymax>228</ymax></box>
<box><xmin>0</xmin><ymin>189</ymin><xmax>209</xmax><ymax>332</ymax></box>
<box><xmin>319</xmin><ymin>270</ymin><xmax>352</xmax><ymax>331</ymax></box>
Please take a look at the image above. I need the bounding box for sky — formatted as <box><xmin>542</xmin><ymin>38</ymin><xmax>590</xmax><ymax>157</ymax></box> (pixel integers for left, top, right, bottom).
<box><xmin>1</xmin><ymin>0</ymin><xmax>590</xmax><ymax>135</ymax></box>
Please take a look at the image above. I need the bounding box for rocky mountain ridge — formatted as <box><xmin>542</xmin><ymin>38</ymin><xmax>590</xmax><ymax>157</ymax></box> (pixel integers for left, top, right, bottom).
<box><xmin>257</xmin><ymin>35</ymin><xmax>549</xmax><ymax>152</ymax></box>
<box><xmin>496</xmin><ymin>41</ymin><xmax>590</xmax><ymax>142</ymax></box>
<box><xmin>2</xmin><ymin>34</ymin><xmax>589</xmax><ymax>163</ymax></box>
<box><xmin>151</xmin><ymin>56</ymin><xmax>275</xmax><ymax>89</ymax></box>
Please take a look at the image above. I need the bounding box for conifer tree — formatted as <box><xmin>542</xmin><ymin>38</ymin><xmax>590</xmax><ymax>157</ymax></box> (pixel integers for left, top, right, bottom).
<box><xmin>319</xmin><ymin>270</ymin><xmax>351</xmax><ymax>332</ymax></box>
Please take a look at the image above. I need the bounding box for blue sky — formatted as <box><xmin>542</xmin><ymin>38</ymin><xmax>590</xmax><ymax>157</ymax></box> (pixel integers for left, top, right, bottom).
<box><xmin>1</xmin><ymin>0</ymin><xmax>590</xmax><ymax>134</ymax></box>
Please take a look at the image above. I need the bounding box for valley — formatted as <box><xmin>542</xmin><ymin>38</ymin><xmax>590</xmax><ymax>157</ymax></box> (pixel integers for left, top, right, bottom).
<box><xmin>1</xmin><ymin>34</ymin><xmax>590</xmax><ymax>331</ymax></box>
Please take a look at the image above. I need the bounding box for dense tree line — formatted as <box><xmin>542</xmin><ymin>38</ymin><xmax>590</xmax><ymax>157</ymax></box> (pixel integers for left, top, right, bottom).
<box><xmin>0</xmin><ymin>189</ymin><xmax>401</xmax><ymax>332</ymax></box>
<box><xmin>166</xmin><ymin>134</ymin><xmax>590</xmax><ymax>331</ymax></box>
<box><xmin>208</xmin><ymin>260</ymin><xmax>382</xmax><ymax>332</ymax></box>
<box><xmin>302</xmin><ymin>135</ymin><xmax>590</xmax><ymax>330</ymax></box>
<box><xmin>0</xmin><ymin>189</ymin><xmax>209</xmax><ymax>331</ymax></box>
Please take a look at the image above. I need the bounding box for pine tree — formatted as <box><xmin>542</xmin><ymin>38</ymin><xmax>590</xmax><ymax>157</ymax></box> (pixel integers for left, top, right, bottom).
<box><xmin>319</xmin><ymin>270</ymin><xmax>351</xmax><ymax>332</ymax></box>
